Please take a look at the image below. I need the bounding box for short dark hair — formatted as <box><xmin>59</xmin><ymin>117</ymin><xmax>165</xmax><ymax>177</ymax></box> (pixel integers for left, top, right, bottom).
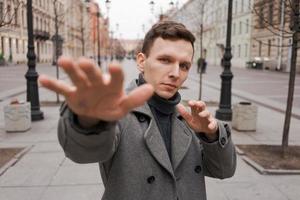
<box><xmin>141</xmin><ymin>21</ymin><xmax>195</xmax><ymax>56</ymax></box>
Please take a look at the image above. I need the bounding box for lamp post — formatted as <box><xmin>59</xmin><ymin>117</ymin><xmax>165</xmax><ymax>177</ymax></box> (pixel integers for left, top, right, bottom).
<box><xmin>110</xmin><ymin>30</ymin><xmax>114</xmax><ymax>61</ymax></box>
<box><xmin>96</xmin><ymin>10</ymin><xmax>101</xmax><ymax>67</ymax></box>
<box><xmin>25</xmin><ymin>0</ymin><xmax>44</xmax><ymax>121</ymax></box>
<box><xmin>215</xmin><ymin>0</ymin><xmax>233</xmax><ymax>121</ymax></box>
<box><xmin>105</xmin><ymin>0</ymin><xmax>111</xmax><ymax>61</ymax></box>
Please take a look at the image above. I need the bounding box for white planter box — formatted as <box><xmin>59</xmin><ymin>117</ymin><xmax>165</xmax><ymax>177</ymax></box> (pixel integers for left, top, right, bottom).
<box><xmin>4</xmin><ymin>102</ymin><xmax>31</xmax><ymax>132</ymax></box>
<box><xmin>232</xmin><ymin>102</ymin><xmax>257</xmax><ymax>131</ymax></box>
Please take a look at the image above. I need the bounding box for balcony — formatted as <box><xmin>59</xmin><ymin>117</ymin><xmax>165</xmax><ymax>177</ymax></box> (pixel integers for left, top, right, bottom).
<box><xmin>34</xmin><ymin>29</ymin><xmax>50</xmax><ymax>40</ymax></box>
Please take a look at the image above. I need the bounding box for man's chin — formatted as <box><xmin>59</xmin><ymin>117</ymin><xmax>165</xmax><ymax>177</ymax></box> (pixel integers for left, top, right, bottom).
<box><xmin>155</xmin><ymin>91</ymin><xmax>176</xmax><ymax>99</ymax></box>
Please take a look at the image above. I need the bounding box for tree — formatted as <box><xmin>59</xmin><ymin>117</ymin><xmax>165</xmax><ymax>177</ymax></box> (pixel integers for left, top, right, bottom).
<box><xmin>251</xmin><ymin>0</ymin><xmax>299</xmax><ymax>156</ymax></box>
<box><xmin>0</xmin><ymin>0</ymin><xmax>23</xmax><ymax>28</ymax></box>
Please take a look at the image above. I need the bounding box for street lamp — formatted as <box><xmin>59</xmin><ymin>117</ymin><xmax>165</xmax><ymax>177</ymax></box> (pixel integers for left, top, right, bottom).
<box><xmin>169</xmin><ymin>1</ymin><xmax>174</xmax><ymax>8</ymax></box>
<box><xmin>25</xmin><ymin>0</ymin><xmax>44</xmax><ymax>121</ymax></box>
<box><xmin>149</xmin><ymin>1</ymin><xmax>155</xmax><ymax>14</ymax></box>
<box><xmin>215</xmin><ymin>0</ymin><xmax>234</xmax><ymax>121</ymax></box>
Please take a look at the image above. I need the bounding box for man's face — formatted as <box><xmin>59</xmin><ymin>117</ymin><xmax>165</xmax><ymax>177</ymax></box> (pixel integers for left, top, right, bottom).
<box><xmin>137</xmin><ymin>37</ymin><xmax>193</xmax><ymax>99</ymax></box>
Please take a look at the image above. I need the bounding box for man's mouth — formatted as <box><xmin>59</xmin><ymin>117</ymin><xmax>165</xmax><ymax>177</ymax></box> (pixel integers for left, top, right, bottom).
<box><xmin>162</xmin><ymin>83</ymin><xmax>177</xmax><ymax>89</ymax></box>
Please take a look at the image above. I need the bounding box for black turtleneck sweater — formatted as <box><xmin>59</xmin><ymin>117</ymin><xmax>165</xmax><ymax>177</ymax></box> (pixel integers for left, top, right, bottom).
<box><xmin>137</xmin><ymin>74</ymin><xmax>181</xmax><ymax>160</ymax></box>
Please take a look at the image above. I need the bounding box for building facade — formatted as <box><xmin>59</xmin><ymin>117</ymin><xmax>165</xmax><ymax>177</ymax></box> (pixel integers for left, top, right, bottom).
<box><xmin>250</xmin><ymin>0</ymin><xmax>300</xmax><ymax>72</ymax></box>
<box><xmin>203</xmin><ymin>0</ymin><xmax>253</xmax><ymax>68</ymax></box>
<box><xmin>0</xmin><ymin>0</ymin><xmax>110</xmax><ymax>65</ymax></box>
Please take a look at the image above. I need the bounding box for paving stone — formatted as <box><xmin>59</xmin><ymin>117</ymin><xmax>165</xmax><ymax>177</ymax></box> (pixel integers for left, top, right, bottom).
<box><xmin>219</xmin><ymin>182</ymin><xmax>289</xmax><ymax>200</ymax></box>
<box><xmin>30</xmin><ymin>142</ymin><xmax>62</xmax><ymax>153</ymax></box>
<box><xmin>40</xmin><ymin>184</ymin><xmax>104</xmax><ymax>200</ymax></box>
<box><xmin>50</xmin><ymin>164</ymin><xmax>102</xmax><ymax>185</ymax></box>
<box><xmin>0</xmin><ymin>187</ymin><xmax>45</xmax><ymax>200</ymax></box>
<box><xmin>0</xmin><ymin>152</ymin><xmax>64</xmax><ymax>187</ymax></box>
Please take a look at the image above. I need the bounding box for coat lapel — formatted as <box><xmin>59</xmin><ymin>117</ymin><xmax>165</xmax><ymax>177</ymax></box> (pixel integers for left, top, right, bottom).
<box><xmin>171</xmin><ymin>115</ymin><xmax>192</xmax><ymax>171</ymax></box>
<box><xmin>131</xmin><ymin>99</ymin><xmax>174</xmax><ymax>176</ymax></box>
<box><xmin>143</xmin><ymin>118</ymin><xmax>174</xmax><ymax>176</ymax></box>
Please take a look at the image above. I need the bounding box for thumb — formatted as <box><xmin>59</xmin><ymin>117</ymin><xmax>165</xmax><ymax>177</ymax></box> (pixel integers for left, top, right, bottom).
<box><xmin>120</xmin><ymin>84</ymin><xmax>154</xmax><ymax>112</ymax></box>
<box><xmin>177</xmin><ymin>103</ymin><xmax>193</xmax><ymax>122</ymax></box>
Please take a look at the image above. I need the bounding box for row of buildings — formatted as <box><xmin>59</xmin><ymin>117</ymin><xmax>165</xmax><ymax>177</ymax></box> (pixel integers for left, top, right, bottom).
<box><xmin>0</xmin><ymin>0</ymin><xmax>124</xmax><ymax>65</ymax></box>
<box><xmin>166</xmin><ymin>0</ymin><xmax>300</xmax><ymax>72</ymax></box>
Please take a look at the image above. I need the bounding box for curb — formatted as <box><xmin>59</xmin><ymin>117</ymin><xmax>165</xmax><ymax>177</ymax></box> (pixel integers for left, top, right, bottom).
<box><xmin>0</xmin><ymin>145</ymin><xmax>33</xmax><ymax>176</ymax></box>
<box><xmin>241</xmin><ymin>154</ymin><xmax>300</xmax><ymax>175</ymax></box>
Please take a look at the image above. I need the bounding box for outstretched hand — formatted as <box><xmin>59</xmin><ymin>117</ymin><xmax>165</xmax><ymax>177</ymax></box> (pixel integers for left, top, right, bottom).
<box><xmin>177</xmin><ymin>100</ymin><xmax>218</xmax><ymax>140</ymax></box>
<box><xmin>39</xmin><ymin>56</ymin><xmax>154</xmax><ymax>122</ymax></box>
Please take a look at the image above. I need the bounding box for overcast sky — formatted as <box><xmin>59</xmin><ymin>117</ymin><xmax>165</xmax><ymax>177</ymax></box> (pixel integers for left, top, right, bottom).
<box><xmin>96</xmin><ymin>0</ymin><xmax>188</xmax><ymax>40</ymax></box>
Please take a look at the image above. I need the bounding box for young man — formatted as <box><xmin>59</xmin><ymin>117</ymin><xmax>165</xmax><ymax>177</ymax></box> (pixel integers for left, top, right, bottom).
<box><xmin>39</xmin><ymin>21</ymin><xmax>236</xmax><ymax>200</ymax></box>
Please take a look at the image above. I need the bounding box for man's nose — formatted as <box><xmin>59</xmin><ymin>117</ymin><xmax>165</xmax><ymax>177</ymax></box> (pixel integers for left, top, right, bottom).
<box><xmin>169</xmin><ymin>64</ymin><xmax>180</xmax><ymax>78</ymax></box>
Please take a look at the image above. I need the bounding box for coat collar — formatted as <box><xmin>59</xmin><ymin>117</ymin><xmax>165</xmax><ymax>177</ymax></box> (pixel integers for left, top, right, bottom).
<box><xmin>127</xmin><ymin>79</ymin><xmax>192</xmax><ymax>175</ymax></box>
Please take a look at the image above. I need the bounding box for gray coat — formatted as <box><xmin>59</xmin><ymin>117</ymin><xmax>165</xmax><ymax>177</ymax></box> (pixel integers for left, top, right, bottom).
<box><xmin>58</xmin><ymin>80</ymin><xmax>236</xmax><ymax>200</ymax></box>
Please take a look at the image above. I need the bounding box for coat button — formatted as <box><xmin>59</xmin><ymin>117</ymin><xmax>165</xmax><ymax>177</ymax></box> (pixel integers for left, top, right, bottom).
<box><xmin>220</xmin><ymin>137</ymin><xmax>226</xmax><ymax>145</ymax></box>
<box><xmin>194</xmin><ymin>165</ymin><xmax>202</xmax><ymax>174</ymax></box>
<box><xmin>138</xmin><ymin>115</ymin><xmax>146</xmax><ymax>122</ymax></box>
<box><xmin>147</xmin><ymin>176</ymin><xmax>155</xmax><ymax>184</ymax></box>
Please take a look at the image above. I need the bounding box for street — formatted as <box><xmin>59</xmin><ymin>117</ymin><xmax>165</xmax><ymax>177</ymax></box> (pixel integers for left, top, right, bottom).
<box><xmin>0</xmin><ymin>59</ymin><xmax>299</xmax><ymax>200</ymax></box>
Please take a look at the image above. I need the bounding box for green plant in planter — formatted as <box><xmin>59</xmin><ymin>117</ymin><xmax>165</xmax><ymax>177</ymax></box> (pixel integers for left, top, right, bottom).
<box><xmin>0</xmin><ymin>53</ymin><xmax>6</xmax><ymax>66</ymax></box>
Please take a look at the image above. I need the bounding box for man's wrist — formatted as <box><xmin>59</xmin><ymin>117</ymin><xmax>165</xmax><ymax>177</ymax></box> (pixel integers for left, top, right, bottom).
<box><xmin>77</xmin><ymin>115</ymin><xmax>100</xmax><ymax>128</ymax></box>
<box><xmin>203</xmin><ymin>127</ymin><xmax>219</xmax><ymax>142</ymax></box>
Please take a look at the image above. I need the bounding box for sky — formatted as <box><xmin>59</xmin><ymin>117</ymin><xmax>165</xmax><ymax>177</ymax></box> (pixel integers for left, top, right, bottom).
<box><xmin>96</xmin><ymin>0</ymin><xmax>189</xmax><ymax>40</ymax></box>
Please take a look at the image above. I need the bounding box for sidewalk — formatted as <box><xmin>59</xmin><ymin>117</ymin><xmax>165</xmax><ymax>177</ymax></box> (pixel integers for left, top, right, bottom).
<box><xmin>0</xmin><ymin>61</ymin><xmax>300</xmax><ymax>200</ymax></box>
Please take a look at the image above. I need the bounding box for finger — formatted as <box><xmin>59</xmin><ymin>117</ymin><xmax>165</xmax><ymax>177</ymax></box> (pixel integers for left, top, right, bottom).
<box><xmin>108</xmin><ymin>63</ymin><xmax>124</xmax><ymax>91</ymax></box>
<box><xmin>39</xmin><ymin>74</ymin><xmax>74</xmax><ymax>97</ymax></box>
<box><xmin>198</xmin><ymin>110</ymin><xmax>210</xmax><ymax>119</ymax></box>
<box><xmin>78</xmin><ymin>57</ymin><xmax>103</xmax><ymax>85</ymax></box>
<box><xmin>120</xmin><ymin>84</ymin><xmax>154</xmax><ymax>112</ymax></box>
<box><xmin>58</xmin><ymin>56</ymin><xmax>89</xmax><ymax>89</ymax></box>
<box><xmin>177</xmin><ymin>103</ymin><xmax>193</xmax><ymax>122</ymax></box>
<box><xmin>195</xmin><ymin>101</ymin><xmax>206</xmax><ymax>111</ymax></box>
<box><xmin>208</xmin><ymin>118</ymin><xmax>218</xmax><ymax>132</ymax></box>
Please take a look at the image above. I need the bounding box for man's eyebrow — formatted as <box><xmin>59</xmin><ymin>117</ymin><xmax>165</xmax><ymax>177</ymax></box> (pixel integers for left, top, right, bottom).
<box><xmin>181</xmin><ymin>61</ymin><xmax>192</xmax><ymax>66</ymax></box>
<box><xmin>157</xmin><ymin>54</ymin><xmax>173</xmax><ymax>59</ymax></box>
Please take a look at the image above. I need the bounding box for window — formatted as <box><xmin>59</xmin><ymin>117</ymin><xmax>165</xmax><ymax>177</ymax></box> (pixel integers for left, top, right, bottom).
<box><xmin>249</xmin><ymin>0</ymin><xmax>252</xmax><ymax>10</ymax></box>
<box><xmin>0</xmin><ymin>2</ymin><xmax>3</xmax><ymax>20</ymax></box>
<box><xmin>16</xmin><ymin>39</ymin><xmax>19</xmax><ymax>54</ymax></box>
<box><xmin>7</xmin><ymin>5</ymin><xmax>11</xmax><ymax>19</ymax></box>
<box><xmin>238</xmin><ymin>44</ymin><xmax>241</xmax><ymax>57</ymax></box>
<box><xmin>245</xmin><ymin>44</ymin><xmax>248</xmax><ymax>57</ymax></box>
<box><xmin>233</xmin><ymin>23</ymin><xmax>236</xmax><ymax>35</ymax></box>
<box><xmin>268</xmin><ymin>39</ymin><xmax>271</xmax><ymax>57</ymax></box>
<box><xmin>246</xmin><ymin>19</ymin><xmax>249</xmax><ymax>33</ymax></box>
<box><xmin>269</xmin><ymin>4</ymin><xmax>273</xmax><ymax>25</ymax></box>
<box><xmin>259</xmin><ymin>5</ymin><xmax>264</xmax><ymax>28</ymax></box>
<box><xmin>241</xmin><ymin>0</ymin><xmax>244</xmax><ymax>12</ymax></box>
<box><xmin>23</xmin><ymin>40</ymin><xmax>25</xmax><ymax>53</ymax></box>
<box><xmin>258</xmin><ymin>41</ymin><xmax>262</xmax><ymax>56</ymax></box>
<box><xmin>14</xmin><ymin>7</ymin><xmax>18</xmax><ymax>25</ymax></box>
<box><xmin>235</xmin><ymin>0</ymin><xmax>238</xmax><ymax>14</ymax></box>
<box><xmin>239</xmin><ymin>21</ymin><xmax>242</xmax><ymax>34</ymax></box>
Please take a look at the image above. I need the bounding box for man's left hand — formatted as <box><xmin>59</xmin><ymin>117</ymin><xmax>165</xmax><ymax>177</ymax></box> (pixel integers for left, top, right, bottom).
<box><xmin>177</xmin><ymin>100</ymin><xmax>218</xmax><ymax>141</ymax></box>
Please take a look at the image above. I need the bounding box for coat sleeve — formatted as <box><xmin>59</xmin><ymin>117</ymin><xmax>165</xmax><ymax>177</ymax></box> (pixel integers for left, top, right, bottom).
<box><xmin>57</xmin><ymin>102</ymin><xmax>121</xmax><ymax>164</ymax></box>
<box><xmin>198</xmin><ymin>121</ymin><xmax>237</xmax><ymax>179</ymax></box>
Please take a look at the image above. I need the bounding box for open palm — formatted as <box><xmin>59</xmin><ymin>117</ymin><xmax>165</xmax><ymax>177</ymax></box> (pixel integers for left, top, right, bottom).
<box><xmin>39</xmin><ymin>57</ymin><xmax>154</xmax><ymax>122</ymax></box>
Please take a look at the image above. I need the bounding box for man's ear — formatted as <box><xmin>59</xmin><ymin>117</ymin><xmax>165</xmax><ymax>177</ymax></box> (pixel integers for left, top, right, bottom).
<box><xmin>136</xmin><ymin>52</ymin><xmax>146</xmax><ymax>73</ymax></box>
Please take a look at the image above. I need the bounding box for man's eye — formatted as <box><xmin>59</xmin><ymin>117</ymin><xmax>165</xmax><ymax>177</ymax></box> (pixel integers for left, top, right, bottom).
<box><xmin>180</xmin><ymin>63</ymin><xmax>190</xmax><ymax>71</ymax></box>
<box><xmin>159</xmin><ymin>58</ymin><xmax>170</xmax><ymax>63</ymax></box>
